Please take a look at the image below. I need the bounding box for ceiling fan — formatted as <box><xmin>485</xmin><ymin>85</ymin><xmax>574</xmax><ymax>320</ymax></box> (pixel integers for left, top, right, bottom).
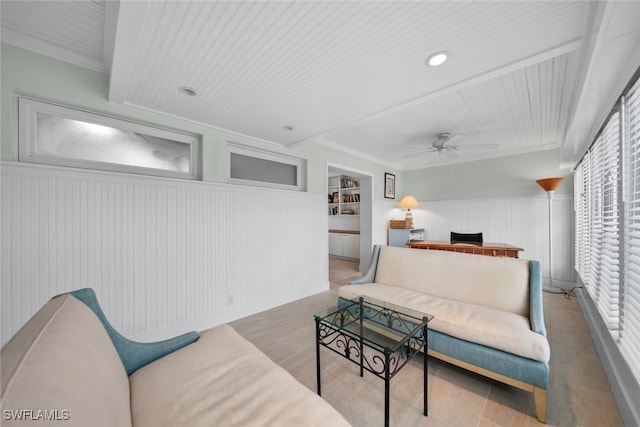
<box><xmin>404</xmin><ymin>133</ymin><xmax>498</xmax><ymax>159</ymax></box>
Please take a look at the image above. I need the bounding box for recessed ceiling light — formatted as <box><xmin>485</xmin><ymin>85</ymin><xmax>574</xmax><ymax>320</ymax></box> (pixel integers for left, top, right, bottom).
<box><xmin>281</xmin><ymin>125</ymin><xmax>295</xmax><ymax>131</ymax></box>
<box><xmin>178</xmin><ymin>86</ymin><xmax>198</xmax><ymax>96</ymax></box>
<box><xmin>426</xmin><ymin>51</ymin><xmax>449</xmax><ymax>67</ymax></box>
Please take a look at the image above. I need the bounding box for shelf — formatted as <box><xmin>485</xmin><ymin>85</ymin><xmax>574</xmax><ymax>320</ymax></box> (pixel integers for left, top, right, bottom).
<box><xmin>328</xmin><ymin>174</ymin><xmax>361</xmax><ymax>216</ymax></box>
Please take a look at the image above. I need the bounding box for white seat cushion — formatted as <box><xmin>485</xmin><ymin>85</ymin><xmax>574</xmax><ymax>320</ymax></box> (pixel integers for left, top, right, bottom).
<box><xmin>130</xmin><ymin>324</ymin><xmax>351</xmax><ymax>427</ymax></box>
<box><xmin>339</xmin><ymin>283</ymin><xmax>550</xmax><ymax>362</ymax></box>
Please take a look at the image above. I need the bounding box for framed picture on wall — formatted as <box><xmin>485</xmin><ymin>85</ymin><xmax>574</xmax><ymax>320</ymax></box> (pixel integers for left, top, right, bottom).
<box><xmin>384</xmin><ymin>173</ymin><xmax>395</xmax><ymax>199</ymax></box>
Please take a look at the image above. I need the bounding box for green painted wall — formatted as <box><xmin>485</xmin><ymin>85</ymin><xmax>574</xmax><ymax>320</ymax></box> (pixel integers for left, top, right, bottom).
<box><xmin>403</xmin><ymin>149</ymin><xmax>573</xmax><ymax>201</ymax></box>
<box><xmin>0</xmin><ymin>44</ymin><xmax>400</xmax><ymax>198</ymax></box>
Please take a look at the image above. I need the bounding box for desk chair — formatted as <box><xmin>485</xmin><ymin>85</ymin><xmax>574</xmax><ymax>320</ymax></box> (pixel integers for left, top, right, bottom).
<box><xmin>450</xmin><ymin>232</ymin><xmax>483</xmax><ymax>244</ymax></box>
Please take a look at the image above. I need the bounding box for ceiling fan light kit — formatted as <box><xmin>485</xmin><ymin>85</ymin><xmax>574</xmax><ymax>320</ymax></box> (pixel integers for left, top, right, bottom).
<box><xmin>404</xmin><ymin>133</ymin><xmax>498</xmax><ymax>159</ymax></box>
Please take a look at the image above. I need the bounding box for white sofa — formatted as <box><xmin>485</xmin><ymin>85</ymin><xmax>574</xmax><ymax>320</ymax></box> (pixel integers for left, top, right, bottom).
<box><xmin>339</xmin><ymin>245</ymin><xmax>550</xmax><ymax>423</ymax></box>
<box><xmin>1</xmin><ymin>291</ymin><xmax>351</xmax><ymax>427</ymax></box>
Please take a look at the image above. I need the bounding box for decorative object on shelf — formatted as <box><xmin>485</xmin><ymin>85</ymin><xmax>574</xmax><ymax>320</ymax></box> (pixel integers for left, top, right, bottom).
<box><xmin>341</xmin><ymin>177</ymin><xmax>358</xmax><ymax>188</ymax></box>
<box><xmin>328</xmin><ymin>174</ymin><xmax>361</xmax><ymax>216</ymax></box>
<box><xmin>536</xmin><ymin>177</ymin><xmax>564</xmax><ymax>293</ymax></box>
<box><xmin>389</xmin><ymin>220</ymin><xmax>412</xmax><ymax>229</ymax></box>
<box><xmin>397</xmin><ymin>195</ymin><xmax>419</xmax><ymax>227</ymax></box>
<box><xmin>343</xmin><ymin>193</ymin><xmax>360</xmax><ymax>203</ymax></box>
<box><xmin>384</xmin><ymin>173</ymin><xmax>395</xmax><ymax>199</ymax></box>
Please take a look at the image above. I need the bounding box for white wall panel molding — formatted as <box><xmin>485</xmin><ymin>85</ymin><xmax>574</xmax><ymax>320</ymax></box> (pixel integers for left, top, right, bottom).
<box><xmin>410</xmin><ymin>194</ymin><xmax>575</xmax><ymax>285</ymax></box>
<box><xmin>0</xmin><ymin>162</ymin><xmax>327</xmax><ymax>345</ymax></box>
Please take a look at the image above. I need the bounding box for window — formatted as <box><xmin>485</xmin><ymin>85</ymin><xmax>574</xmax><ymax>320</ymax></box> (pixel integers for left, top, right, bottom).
<box><xmin>622</xmin><ymin>78</ymin><xmax>640</xmax><ymax>381</ymax></box>
<box><xmin>575</xmin><ymin>72</ymin><xmax>640</xmax><ymax>383</ymax></box>
<box><xmin>18</xmin><ymin>97</ymin><xmax>201</xmax><ymax>180</ymax></box>
<box><xmin>584</xmin><ymin>113</ymin><xmax>620</xmax><ymax>332</ymax></box>
<box><xmin>574</xmin><ymin>154</ymin><xmax>590</xmax><ymax>284</ymax></box>
<box><xmin>228</xmin><ymin>143</ymin><xmax>304</xmax><ymax>191</ymax></box>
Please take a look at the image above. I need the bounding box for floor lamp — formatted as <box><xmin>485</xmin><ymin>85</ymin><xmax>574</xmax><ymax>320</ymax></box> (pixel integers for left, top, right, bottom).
<box><xmin>536</xmin><ymin>177</ymin><xmax>564</xmax><ymax>293</ymax></box>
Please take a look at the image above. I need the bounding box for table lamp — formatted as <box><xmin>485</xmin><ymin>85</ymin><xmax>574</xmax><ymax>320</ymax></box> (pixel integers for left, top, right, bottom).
<box><xmin>397</xmin><ymin>195</ymin><xmax>419</xmax><ymax>227</ymax></box>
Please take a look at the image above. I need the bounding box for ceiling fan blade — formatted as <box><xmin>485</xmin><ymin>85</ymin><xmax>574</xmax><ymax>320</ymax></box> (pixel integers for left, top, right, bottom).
<box><xmin>403</xmin><ymin>148</ymin><xmax>437</xmax><ymax>158</ymax></box>
<box><xmin>455</xmin><ymin>143</ymin><xmax>499</xmax><ymax>151</ymax></box>
<box><xmin>446</xmin><ymin>134</ymin><xmax>466</xmax><ymax>145</ymax></box>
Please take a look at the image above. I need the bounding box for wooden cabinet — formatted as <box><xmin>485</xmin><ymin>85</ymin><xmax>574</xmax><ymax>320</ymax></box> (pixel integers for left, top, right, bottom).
<box><xmin>328</xmin><ymin>175</ymin><xmax>360</xmax><ymax>216</ymax></box>
<box><xmin>329</xmin><ymin>232</ymin><xmax>360</xmax><ymax>259</ymax></box>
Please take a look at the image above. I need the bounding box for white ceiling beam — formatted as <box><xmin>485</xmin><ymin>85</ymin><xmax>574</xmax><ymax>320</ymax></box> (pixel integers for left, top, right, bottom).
<box><xmin>286</xmin><ymin>38</ymin><xmax>582</xmax><ymax>149</ymax></box>
<box><xmin>1</xmin><ymin>28</ymin><xmax>107</xmax><ymax>73</ymax></box>
<box><xmin>561</xmin><ymin>1</ymin><xmax>640</xmax><ymax>170</ymax></box>
<box><xmin>108</xmin><ymin>0</ymin><xmax>150</xmax><ymax>104</ymax></box>
<box><xmin>102</xmin><ymin>1</ymin><xmax>119</xmax><ymax>70</ymax></box>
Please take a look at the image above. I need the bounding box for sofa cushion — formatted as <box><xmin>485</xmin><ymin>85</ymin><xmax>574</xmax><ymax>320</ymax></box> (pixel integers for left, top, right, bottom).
<box><xmin>339</xmin><ymin>283</ymin><xmax>550</xmax><ymax>362</ymax></box>
<box><xmin>129</xmin><ymin>324</ymin><xmax>351</xmax><ymax>427</ymax></box>
<box><xmin>374</xmin><ymin>246</ymin><xmax>531</xmax><ymax>317</ymax></box>
<box><xmin>0</xmin><ymin>294</ymin><xmax>132</xmax><ymax>427</ymax></box>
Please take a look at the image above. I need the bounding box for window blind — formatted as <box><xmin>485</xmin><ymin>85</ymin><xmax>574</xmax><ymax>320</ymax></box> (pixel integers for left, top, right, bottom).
<box><xmin>574</xmin><ymin>75</ymin><xmax>640</xmax><ymax>385</ymax></box>
<box><xmin>601</xmin><ymin>113</ymin><xmax>621</xmax><ymax>333</ymax></box>
<box><xmin>623</xmin><ymin>81</ymin><xmax>640</xmax><ymax>382</ymax></box>
<box><xmin>575</xmin><ymin>155</ymin><xmax>590</xmax><ymax>283</ymax></box>
<box><xmin>583</xmin><ymin>116</ymin><xmax>621</xmax><ymax>332</ymax></box>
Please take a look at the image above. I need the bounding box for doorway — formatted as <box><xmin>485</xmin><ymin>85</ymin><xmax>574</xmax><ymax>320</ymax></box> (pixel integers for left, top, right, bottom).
<box><xmin>327</xmin><ymin>164</ymin><xmax>373</xmax><ymax>273</ymax></box>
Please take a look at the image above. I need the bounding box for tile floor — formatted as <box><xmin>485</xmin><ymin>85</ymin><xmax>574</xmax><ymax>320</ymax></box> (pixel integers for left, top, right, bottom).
<box><xmin>230</xmin><ymin>257</ymin><xmax>622</xmax><ymax>427</ymax></box>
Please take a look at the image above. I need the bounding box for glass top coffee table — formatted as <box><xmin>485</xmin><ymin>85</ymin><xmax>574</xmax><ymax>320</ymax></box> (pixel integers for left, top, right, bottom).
<box><xmin>314</xmin><ymin>296</ymin><xmax>433</xmax><ymax>427</ymax></box>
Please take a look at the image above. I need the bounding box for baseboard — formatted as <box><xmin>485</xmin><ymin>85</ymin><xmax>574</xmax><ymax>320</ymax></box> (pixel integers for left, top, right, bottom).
<box><xmin>576</xmin><ymin>288</ymin><xmax>640</xmax><ymax>427</ymax></box>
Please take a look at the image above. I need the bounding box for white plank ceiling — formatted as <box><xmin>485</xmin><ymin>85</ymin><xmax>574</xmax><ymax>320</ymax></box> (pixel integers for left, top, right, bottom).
<box><xmin>2</xmin><ymin>1</ymin><xmax>639</xmax><ymax>170</ymax></box>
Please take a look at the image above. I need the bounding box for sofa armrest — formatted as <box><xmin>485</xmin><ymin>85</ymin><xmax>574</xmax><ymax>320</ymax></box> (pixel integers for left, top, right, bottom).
<box><xmin>349</xmin><ymin>244</ymin><xmax>381</xmax><ymax>285</ymax></box>
<box><xmin>528</xmin><ymin>260</ymin><xmax>547</xmax><ymax>337</ymax></box>
<box><xmin>69</xmin><ymin>288</ymin><xmax>199</xmax><ymax>375</ymax></box>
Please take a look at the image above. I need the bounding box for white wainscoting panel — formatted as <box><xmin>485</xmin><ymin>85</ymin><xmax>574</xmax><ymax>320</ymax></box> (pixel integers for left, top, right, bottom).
<box><xmin>1</xmin><ymin>162</ymin><xmax>328</xmax><ymax>345</ymax></box>
<box><xmin>410</xmin><ymin>195</ymin><xmax>575</xmax><ymax>285</ymax></box>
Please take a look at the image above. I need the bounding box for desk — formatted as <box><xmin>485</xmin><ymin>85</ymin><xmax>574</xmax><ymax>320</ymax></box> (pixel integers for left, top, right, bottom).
<box><xmin>407</xmin><ymin>240</ymin><xmax>523</xmax><ymax>258</ymax></box>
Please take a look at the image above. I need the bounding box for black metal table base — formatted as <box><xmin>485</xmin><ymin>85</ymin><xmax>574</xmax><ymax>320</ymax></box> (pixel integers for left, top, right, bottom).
<box><xmin>315</xmin><ymin>298</ymin><xmax>430</xmax><ymax>427</ymax></box>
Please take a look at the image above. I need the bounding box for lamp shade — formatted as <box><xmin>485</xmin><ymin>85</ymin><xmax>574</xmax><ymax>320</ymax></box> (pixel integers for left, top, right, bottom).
<box><xmin>397</xmin><ymin>195</ymin><xmax>419</xmax><ymax>209</ymax></box>
<box><xmin>536</xmin><ymin>177</ymin><xmax>564</xmax><ymax>192</ymax></box>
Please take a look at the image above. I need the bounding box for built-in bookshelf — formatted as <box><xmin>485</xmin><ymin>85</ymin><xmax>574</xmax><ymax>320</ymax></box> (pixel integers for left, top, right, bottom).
<box><xmin>328</xmin><ymin>175</ymin><xmax>360</xmax><ymax>216</ymax></box>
